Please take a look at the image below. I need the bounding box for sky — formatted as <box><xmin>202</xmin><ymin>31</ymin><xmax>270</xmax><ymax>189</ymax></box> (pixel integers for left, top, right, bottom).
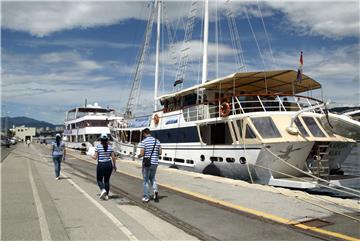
<box><xmin>1</xmin><ymin>0</ymin><xmax>359</xmax><ymax>124</ymax></box>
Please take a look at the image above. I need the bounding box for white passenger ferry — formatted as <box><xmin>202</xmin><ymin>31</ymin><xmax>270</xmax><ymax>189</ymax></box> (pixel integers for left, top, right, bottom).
<box><xmin>64</xmin><ymin>102</ymin><xmax>122</xmax><ymax>150</ymax></box>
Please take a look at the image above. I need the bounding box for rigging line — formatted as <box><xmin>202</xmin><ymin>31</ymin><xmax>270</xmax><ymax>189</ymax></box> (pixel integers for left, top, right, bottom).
<box><xmin>215</xmin><ymin>0</ymin><xmax>219</xmax><ymax>78</ymax></box>
<box><xmin>224</xmin><ymin>0</ymin><xmax>247</xmax><ymax>72</ymax></box>
<box><xmin>253</xmin><ymin>163</ymin><xmax>360</xmax><ymax>218</ymax></box>
<box><xmin>264</xmin><ymin>147</ymin><xmax>360</xmax><ymax>196</ymax></box>
<box><xmin>175</xmin><ymin>0</ymin><xmax>199</xmax><ymax>86</ymax></box>
<box><xmin>245</xmin><ymin>8</ymin><xmax>266</xmax><ymax>69</ymax></box>
<box><xmin>163</xmin><ymin>2</ymin><xmax>178</xmax><ymax>67</ymax></box>
<box><xmin>244</xmin><ymin>7</ymin><xmax>268</xmax><ymax>92</ymax></box>
<box><xmin>256</xmin><ymin>0</ymin><xmax>276</xmax><ymax>67</ymax></box>
<box><xmin>224</xmin><ymin>1</ymin><xmax>241</xmax><ymax>69</ymax></box>
<box><xmin>161</xmin><ymin>8</ymin><xmax>165</xmax><ymax>96</ymax></box>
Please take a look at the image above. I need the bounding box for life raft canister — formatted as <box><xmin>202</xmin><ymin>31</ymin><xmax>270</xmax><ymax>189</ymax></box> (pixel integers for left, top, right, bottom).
<box><xmin>153</xmin><ymin>114</ymin><xmax>160</xmax><ymax>125</ymax></box>
<box><xmin>220</xmin><ymin>102</ymin><xmax>231</xmax><ymax>117</ymax></box>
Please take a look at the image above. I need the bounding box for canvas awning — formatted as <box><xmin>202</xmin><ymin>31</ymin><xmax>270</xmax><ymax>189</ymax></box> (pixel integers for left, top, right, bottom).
<box><xmin>157</xmin><ymin>70</ymin><xmax>321</xmax><ymax>100</ymax></box>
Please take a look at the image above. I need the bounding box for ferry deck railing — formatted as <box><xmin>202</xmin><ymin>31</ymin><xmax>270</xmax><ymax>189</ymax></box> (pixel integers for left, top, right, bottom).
<box><xmin>182</xmin><ymin>94</ymin><xmax>324</xmax><ymax>122</ymax></box>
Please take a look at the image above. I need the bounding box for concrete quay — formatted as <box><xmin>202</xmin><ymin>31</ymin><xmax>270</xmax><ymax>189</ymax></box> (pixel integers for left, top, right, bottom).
<box><xmin>1</xmin><ymin>144</ymin><xmax>359</xmax><ymax>241</ymax></box>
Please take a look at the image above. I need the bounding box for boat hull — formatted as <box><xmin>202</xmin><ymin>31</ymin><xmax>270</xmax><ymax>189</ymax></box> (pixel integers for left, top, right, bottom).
<box><xmin>114</xmin><ymin>141</ymin><xmax>315</xmax><ymax>185</ymax></box>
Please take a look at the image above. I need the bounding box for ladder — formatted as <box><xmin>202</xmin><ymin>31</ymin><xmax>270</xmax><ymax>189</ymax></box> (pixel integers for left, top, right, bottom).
<box><xmin>311</xmin><ymin>143</ymin><xmax>330</xmax><ymax>180</ymax></box>
<box><xmin>124</xmin><ymin>2</ymin><xmax>156</xmax><ymax>118</ymax></box>
<box><xmin>174</xmin><ymin>0</ymin><xmax>199</xmax><ymax>89</ymax></box>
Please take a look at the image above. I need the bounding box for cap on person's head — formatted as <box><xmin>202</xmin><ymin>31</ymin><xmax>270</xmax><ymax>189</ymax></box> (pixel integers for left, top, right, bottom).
<box><xmin>100</xmin><ymin>133</ymin><xmax>108</xmax><ymax>140</ymax></box>
<box><xmin>56</xmin><ymin>133</ymin><xmax>61</xmax><ymax>137</ymax></box>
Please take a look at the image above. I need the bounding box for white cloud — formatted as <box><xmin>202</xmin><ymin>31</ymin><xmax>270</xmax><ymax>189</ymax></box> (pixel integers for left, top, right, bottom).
<box><xmin>3</xmin><ymin>1</ymin><xmax>357</xmax><ymax>39</ymax></box>
<box><xmin>266</xmin><ymin>1</ymin><xmax>360</xmax><ymax>38</ymax></box>
<box><xmin>2</xmin><ymin>2</ymin><xmax>150</xmax><ymax>37</ymax></box>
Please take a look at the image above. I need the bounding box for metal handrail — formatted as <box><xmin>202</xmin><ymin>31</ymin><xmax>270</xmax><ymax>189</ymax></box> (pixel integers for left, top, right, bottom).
<box><xmin>179</xmin><ymin>94</ymin><xmax>324</xmax><ymax>121</ymax></box>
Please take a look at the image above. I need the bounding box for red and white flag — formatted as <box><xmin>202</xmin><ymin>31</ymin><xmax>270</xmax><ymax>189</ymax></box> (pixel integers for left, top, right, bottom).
<box><xmin>296</xmin><ymin>51</ymin><xmax>303</xmax><ymax>82</ymax></box>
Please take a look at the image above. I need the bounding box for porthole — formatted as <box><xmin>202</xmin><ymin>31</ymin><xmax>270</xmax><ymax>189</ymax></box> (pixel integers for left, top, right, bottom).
<box><xmin>226</xmin><ymin>157</ymin><xmax>235</xmax><ymax>163</ymax></box>
<box><xmin>240</xmin><ymin>157</ymin><xmax>246</xmax><ymax>164</ymax></box>
<box><xmin>186</xmin><ymin>159</ymin><xmax>194</xmax><ymax>164</ymax></box>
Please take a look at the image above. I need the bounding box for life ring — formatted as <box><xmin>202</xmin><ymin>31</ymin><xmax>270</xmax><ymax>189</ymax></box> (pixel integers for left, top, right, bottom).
<box><xmin>153</xmin><ymin>114</ymin><xmax>160</xmax><ymax>125</ymax></box>
<box><xmin>220</xmin><ymin>102</ymin><xmax>231</xmax><ymax>117</ymax></box>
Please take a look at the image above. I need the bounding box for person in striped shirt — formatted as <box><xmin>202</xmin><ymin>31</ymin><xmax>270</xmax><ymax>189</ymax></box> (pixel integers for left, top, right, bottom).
<box><xmin>138</xmin><ymin>128</ymin><xmax>162</xmax><ymax>202</ymax></box>
<box><xmin>92</xmin><ymin>133</ymin><xmax>117</xmax><ymax>200</ymax></box>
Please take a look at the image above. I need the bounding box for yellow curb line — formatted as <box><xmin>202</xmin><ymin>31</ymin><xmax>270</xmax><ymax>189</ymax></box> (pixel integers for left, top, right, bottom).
<box><xmin>67</xmin><ymin>152</ymin><xmax>359</xmax><ymax>241</ymax></box>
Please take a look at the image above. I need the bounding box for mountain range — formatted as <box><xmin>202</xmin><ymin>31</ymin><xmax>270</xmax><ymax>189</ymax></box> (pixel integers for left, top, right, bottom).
<box><xmin>1</xmin><ymin>116</ymin><xmax>60</xmax><ymax>130</ymax></box>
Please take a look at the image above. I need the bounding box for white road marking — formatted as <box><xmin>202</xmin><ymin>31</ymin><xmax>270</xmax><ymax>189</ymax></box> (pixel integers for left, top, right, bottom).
<box><xmin>27</xmin><ymin>159</ymin><xmax>52</xmax><ymax>241</ymax></box>
<box><xmin>63</xmin><ymin>174</ymin><xmax>139</xmax><ymax>241</ymax></box>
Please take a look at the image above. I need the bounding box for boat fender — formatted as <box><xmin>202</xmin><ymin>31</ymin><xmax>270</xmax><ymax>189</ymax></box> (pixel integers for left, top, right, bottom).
<box><xmin>153</xmin><ymin>114</ymin><xmax>160</xmax><ymax>125</ymax></box>
<box><xmin>220</xmin><ymin>102</ymin><xmax>231</xmax><ymax>117</ymax></box>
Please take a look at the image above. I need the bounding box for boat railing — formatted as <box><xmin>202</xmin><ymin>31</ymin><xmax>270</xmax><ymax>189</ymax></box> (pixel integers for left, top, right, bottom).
<box><xmin>182</xmin><ymin>94</ymin><xmax>324</xmax><ymax>122</ymax></box>
<box><xmin>65</xmin><ymin>112</ymin><xmax>115</xmax><ymax>121</ymax></box>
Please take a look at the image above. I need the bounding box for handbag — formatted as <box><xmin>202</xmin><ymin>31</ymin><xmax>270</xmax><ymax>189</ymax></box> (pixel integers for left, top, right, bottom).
<box><xmin>143</xmin><ymin>140</ymin><xmax>157</xmax><ymax>167</ymax></box>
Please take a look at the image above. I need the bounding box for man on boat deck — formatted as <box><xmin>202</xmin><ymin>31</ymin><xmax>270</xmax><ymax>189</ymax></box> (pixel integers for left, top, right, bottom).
<box><xmin>138</xmin><ymin>128</ymin><xmax>162</xmax><ymax>203</ymax></box>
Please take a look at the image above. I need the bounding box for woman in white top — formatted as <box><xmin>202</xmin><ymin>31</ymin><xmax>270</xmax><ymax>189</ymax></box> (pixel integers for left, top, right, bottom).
<box><xmin>92</xmin><ymin>133</ymin><xmax>117</xmax><ymax>200</ymax></box>
<box><xmin>52</xmin><ymin>133</ymin><xmax>66</xmax><ymax>180</ymax></box>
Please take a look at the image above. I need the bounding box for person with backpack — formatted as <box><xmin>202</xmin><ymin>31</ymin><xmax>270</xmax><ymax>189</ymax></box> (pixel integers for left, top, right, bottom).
<box><xmin>92</xmin><ymin>133</ymin><xmax>117</xmax><ymax>200</ymax></box>
<box><xmin>52</xmin><ymin>133</ymin><xmax>66</xmax><ymax>180</ymax></box>
<box><xmin>138</xmin><ymin>128</ymin><xmax>162</xmax><ymax>203</ymax></box>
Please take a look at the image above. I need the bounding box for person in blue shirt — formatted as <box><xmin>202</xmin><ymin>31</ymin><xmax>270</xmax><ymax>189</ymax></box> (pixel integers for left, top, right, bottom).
<box><xmin>92</xmin><ymin>133</ymin><xmax>117</xmax><ymax>200</ymax></box>
<box><xmin>52</xmin><ymin>133</ymin><xmax>66</xmax><ymax>180</ymax></box>
<box><xmin>138</xmin><ymin>128</ymin><xmax>162</xmax><ymax>203</ymax></box>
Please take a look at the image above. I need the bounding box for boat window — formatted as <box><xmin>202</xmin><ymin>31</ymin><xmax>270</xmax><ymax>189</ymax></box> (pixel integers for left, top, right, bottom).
<box><xmin>234</xmin><ymin>118</ymin><xmax>255</xmax><ymax>139</ymax></box>
<box><xmin>236</xmin><ymin>120</ymin><xmax>243</xmax><ymax>138</ymax></box>
<box><xmin>186</xmin><ymin>159</ymin><xmax>194</xmax><ymax>164</ymax></box>
<box><xmin>174</xmin><ymin>158</ymin><xmax>185</xmax><ymax>163</ymax></box>
<box><xmin>226</xmin><ymin>157</ymin><xmax>235</xmax><ymax>163</ymax></box>
<box><xmin>245</xmin><ymin>125</ymin><xmax>256</xmax><ymax>139</ymax></box>
<box><xmin>183</xmin><ymin>93</ymin><xmax>198</xmax><ymax>106</ymax></box>
<box><xmin>210</xmin><ymin>156</ymin><xmax>223</xmax><ymax>162</ymax></box>
<box><xmin>162</xmin><ymin>157</ymin><xmax>172</xmax><ymax>162</ymax></box>
<box><xmin>199</xmin><ymin>123</ymin><xmax>232</xmax><ymax>144</ymax></box>
<box><xmin>130</xmin><ymin>130</ymin><xmax>141</xmax><ymax>143</ymax></box>
<box><xmin>152</xmin><ymin>126</ymin><xmax>199</xmax><ymax>143</ymax></box>
<box><xmin>251</xmin><ymin>117</ymin><xmax>281</xmax><ymax>138</ymax></box>
<box><xmin>302</xmin><ymin>117</ymin><xmax>326</xmax><ymax>137</ymax></box>
<box><xmin>294</xmin><ymin>118</ymin><xmax>309</xmax><ymax>137</ymax></box>
<box><xmin>317</xmin><ymin>117</ymin><xmax>335</xmax><ymax>137</ymax></box>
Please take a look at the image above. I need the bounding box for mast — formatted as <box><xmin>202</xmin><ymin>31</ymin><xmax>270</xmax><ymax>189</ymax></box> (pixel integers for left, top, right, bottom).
<box><xmin>154</xmin><ymin>0</ymin><xmax>161</xmax><ymax>111</ymax></box>
<box><xmin>201</xmin><ymin>0</ymin><xmax>209</xmax><ymax>84</ymax></box>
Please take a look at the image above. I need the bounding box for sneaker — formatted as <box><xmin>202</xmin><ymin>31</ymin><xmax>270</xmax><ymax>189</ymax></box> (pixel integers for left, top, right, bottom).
<box><xmin>154</xmin><ymin>191</ymin><xmax>159</xmax><ymax>202</ymax></box>
<box><xmin>55</xmin><ymin>177</ymin><xmax>60</xmax><ymax>180</ymax></box>
<box><xmin>104</xmin><ymin>195</ymin><xmax>109</xmax><ymax>200</ymax></box>
<box><xmin>142</xmin><ymin>197</ymin><xmax>149</xmax><ymax>202</ymax></box>
<box><xmin>100</xmin><ymin>189</ymin><xmax>107</xmax><ymax>199</ymax></box>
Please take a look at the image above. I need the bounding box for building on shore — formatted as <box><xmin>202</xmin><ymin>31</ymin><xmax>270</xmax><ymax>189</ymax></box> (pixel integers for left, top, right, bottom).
<box><xmin>10</xmin><ymin>125</ymin><xmax>36</xmax><ymax>142</ymax></box>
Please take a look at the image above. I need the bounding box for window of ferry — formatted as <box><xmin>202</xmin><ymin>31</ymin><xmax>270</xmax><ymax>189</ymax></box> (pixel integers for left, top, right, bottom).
<box><xmin>302</xmin><ymin>117</ymin><xmax>326</xmax><ymax>137</ymax></box>
<box><xmin>199</xmin><ymin>123</ymin><xmax>232</xmax><ymax>144</ymax></box>
<box><xmin>294</xmin><ymin>118</ymin><xmax>309</xmax><ymax>137</ymax></box>
<box><xmin>245</xmin><ymin>125</ymin><xmax>256</xmax><ymax>139</ymax></box>
<box><xmin>251</xmin><ymin>117</ymin><xmax>281</xmax><ymax>138</ymax></box>
<box><xmin>317</xmin><ymin>117</ymin><xmax>334</xmax><ymax>137</ymax></box>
